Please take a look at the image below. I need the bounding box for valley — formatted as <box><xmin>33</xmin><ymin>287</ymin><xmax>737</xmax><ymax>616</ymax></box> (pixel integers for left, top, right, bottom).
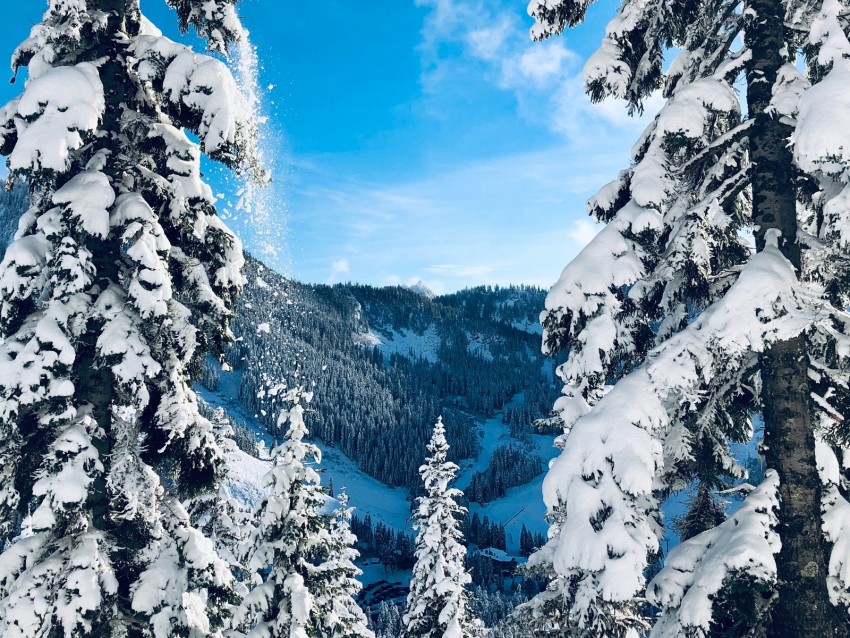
<box><xmin>192</xmin><ymin>255</ymin><xmax>564</xmax><ymax>605</ymax></box>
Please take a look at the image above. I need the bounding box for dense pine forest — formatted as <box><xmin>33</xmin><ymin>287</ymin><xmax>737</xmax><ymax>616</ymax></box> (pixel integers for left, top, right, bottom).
<box><xmin>203</xmin><ymin>255</ymin><xmax>559</xmax><ymax>492</ymax></box>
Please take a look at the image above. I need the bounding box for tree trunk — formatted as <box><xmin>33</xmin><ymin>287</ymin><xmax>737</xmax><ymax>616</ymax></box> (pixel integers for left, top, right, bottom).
<box><xmin>761</xmin><ymin>339</ymin><xmax>835</xmax><ymax>637</ymax></box>
<box><xmin>746</xmin><ymin>0</ymin><xmax>835</xmax><ymax>634</ymax></box>
<box><xmin>80</xmin><ymin>0</ymin><xmax>131</xmax><ymax>531</ymax></box>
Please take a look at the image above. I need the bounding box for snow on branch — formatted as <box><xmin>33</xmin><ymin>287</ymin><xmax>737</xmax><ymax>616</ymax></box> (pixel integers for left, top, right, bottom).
<box><xmin>543</xmin><ymin>67</ymin><xmax>743</xmax><ymax>425</ymax></box>
<box><xmin>527</xmin><ymin>0</ymin><xmax>596</xmax><ymax>40</ymax></box>
<box><xmin>647</xmin><ymin>472</ymin><xmax>779</xmax><ymax>637</ymax></box>
<box><xmin>131</xmin><ymin>35</ymin><xmax>260</xmax><ymax>174</ymax></box>
<box><xmin>542</xmin><ymin>233</ymin><xmax>827</xmax><ymax>618</ymax></box>
<box><xmin>816</xmin><ymin>441</ymin><xmax>850</xmax><ymax>610</ymax></box>
<box><xmin>1</xmin><ymin>63</ymin><xmax>104</xmax><ymax>175</ymax></box>
<box><xmin>165</xmin><ymin>0</ymin><xmax>244</xmax><ymax>54</ymax></box>
<box><xmin>795</xmin><ymin>56</ymin><xmax>850</xmax><ymax>181</ymax></box>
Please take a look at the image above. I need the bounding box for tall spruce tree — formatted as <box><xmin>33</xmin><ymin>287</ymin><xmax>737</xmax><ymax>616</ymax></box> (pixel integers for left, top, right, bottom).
<box><xmin>401</xmin><ymin>417</ymin><xmax>481</xmax><ymax>638</ymax></box>
<box><xmin>0</xmin><ymin>1</ymin><xmax>260</xmax><ymax>635</ymax></box>
<box><xmin>525</xmin><ymin>0</ymin><xmax>850</xmax><ymax>635</ymax></box>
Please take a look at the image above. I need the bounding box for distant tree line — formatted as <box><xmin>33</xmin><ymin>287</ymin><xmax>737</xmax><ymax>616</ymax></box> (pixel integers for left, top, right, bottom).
<box><xmin>351</xmin><ymin>514</ymin><xmax>416</xmax><ymax>572</ymax></box>
<box><xmin>518</xmin><ymin>524</ymin><xmax>547</xmax><ymax>557</ymax></box>
<box><xmin>464</xmin><ymin>511</ymin><xmax>507</xmax><ymax>550</ymax></box>
<box><xmin>466</xmin><ymin>446</ymin><xmax>543</xmax><ymax>504</ymax></box>
<box><xmin>503</xmin><ymin>381</ymin><xmax>563</xmax><ymax>440</ymax></box>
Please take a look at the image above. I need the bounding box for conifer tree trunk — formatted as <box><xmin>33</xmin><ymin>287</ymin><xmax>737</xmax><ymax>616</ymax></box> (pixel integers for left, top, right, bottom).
<box><xmin>79</xmin><ymin>0</ymin><xmax>129</xmax><ymax>532</ymax></box>
<box><xmin>746</xmin><ymin>0</ymin><xmax>834</xmax><ymax>634</ymax></box>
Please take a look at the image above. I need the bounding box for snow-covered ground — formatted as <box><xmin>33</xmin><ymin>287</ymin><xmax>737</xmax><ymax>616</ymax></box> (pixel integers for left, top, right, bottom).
<box><xmin>456</xmin><ymin>393</ymin><xmax>559</xmax><ymax>553</ymax></box>
<box><xmin>196</xmin><ymin>365</ymin><xmax>414</xmax><ymax>534</ymax></box>
<box><xmin>317</xmin><ymin>442</ymin><xmax>413</xmax><ymax>533</ymax></box>
<box><xmin>200</xmin><ymin>368</ymin><xmax>560</xmax><ymax>562</ymax></box>
<box><xmin>352</xmin><ymin>329</ymin><xmax>382</xmax><ymax>347</ymax></box>
<box><xmin>373</xmin><ymin>324</ymin><xmax>440</xmax><ymax>363</ymax></box>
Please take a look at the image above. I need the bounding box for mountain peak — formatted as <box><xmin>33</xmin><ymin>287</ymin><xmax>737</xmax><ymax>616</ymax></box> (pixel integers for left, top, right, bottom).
<box><xmin>406</xmin><ymin>279</ymin><xmax>435</xmax><ymax>299</ymax></box>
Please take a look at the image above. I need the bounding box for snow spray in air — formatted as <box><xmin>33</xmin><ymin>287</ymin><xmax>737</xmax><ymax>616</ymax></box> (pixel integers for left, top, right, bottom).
<box><xmin>227</xmin><ymin>21</ymin><xmax>290</xmax><ymax>273</ymax></box>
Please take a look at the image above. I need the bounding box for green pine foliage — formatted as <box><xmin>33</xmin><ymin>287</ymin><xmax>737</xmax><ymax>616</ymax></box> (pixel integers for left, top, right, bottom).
<box><xmin>0</xmin><ymin>1</ymin><xmax>259</xmax><ymax>635</ymax></box>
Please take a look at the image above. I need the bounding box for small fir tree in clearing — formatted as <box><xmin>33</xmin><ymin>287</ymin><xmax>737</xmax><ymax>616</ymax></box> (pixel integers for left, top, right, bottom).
<box><xmin>0</xmin><ymin>1</ymin><xmax>260</xmax><ymax>635</ymax></box>
<box><xmin>401</xmin><ymin>417</ymin><xmax>482</xmax><ymax>638</ymax></box>
<box><xmin>314</xmin><ymin>491</ymin><xmax>374</xmax><ymax>638</ymax></box>
<box><xmin>237</xmin><ymin>385</ymin><xmax>371</xmax><ymax>638</ymax></box>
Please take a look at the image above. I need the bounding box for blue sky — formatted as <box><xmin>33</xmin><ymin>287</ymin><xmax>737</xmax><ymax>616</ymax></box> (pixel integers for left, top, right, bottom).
<box><xmin>2</xmin><ymin>0</ymin><xmax>658</xmax><ymax>293</ymax></box>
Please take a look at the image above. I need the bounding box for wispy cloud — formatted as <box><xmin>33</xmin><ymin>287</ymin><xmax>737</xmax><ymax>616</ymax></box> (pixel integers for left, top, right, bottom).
<box><xmin>415</xmin><ymin>0</ymin><xmax>659</xmax><ymax>141</ymax></box>
<box><xmin>287</xmin><ymin>144</ymin><xmax>626</xmax><ymax>291</ymax></box>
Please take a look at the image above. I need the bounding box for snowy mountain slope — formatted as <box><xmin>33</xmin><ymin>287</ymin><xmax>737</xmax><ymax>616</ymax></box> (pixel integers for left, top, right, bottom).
<box><xmin>372</xmin><ymin>324</ymin><xmax>441</xmax><ymax>364</ymax></box>
<box><xmin>211</xmin><ymin>256</ymin><xmax>558</xmax><ymax>493</ymax></box>
<box><xmin>200</xmin><ymin>371</ymin><xmax>559</xmax><ymax>599</ymax></box>
<box><xmin>454</xmin><ymin>394</ymin><xmax>558</xmax><ymax>549</ymax></box>
<box><xmin>199</xmin><ymin>378</ymin><xmax>413</xmax><ymax>535</ymax></box>
<box><xmin>200</xmin><ymin>367</ymin><xmax>557</xmax><ymax>545</ymax></box>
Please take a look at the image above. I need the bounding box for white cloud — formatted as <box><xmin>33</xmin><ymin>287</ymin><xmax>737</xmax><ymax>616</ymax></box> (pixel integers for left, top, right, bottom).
<box><xmin>511</xmin><ymin>43</ymin><xmax>575</xmax><ymax>86</ymax></box>
<box><xmin>326</xmin><ymin>258</ymin><xmax>351</xmax><ymax>283</ymax></box>
<box><xmin>416</xmin><ymin>0</ymin><xmax>479</xmax><ymax>58</ymax></box>
<box><xmin>466</xmin><ymin>17</ymin><xmax>513</xmax><ymax>61</ymax></box>
<box><xmin>415</xmin><ymin>0</ymin><xmax>660</xmax><ymax>140</ymax></box>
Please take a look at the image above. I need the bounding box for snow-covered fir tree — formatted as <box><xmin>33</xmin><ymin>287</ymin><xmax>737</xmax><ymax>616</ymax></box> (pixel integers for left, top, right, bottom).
<box><xmin>0</xmin><ymin>0</ymin><xmax>261</xmax><ymax>635</ymax></box>
<box><xmin>374</xmin><ymin>602</ymin><xmax>403</xmax><ymax>638</ymax></box>
<box><xmin>236</xmin><ymin>385</ymin><xmax>372</xmax><ymax>638</ymax></box>
<box><xmin>524</xmin><ymin>0</ymin><xmax>850</xmax><ymax>635</ymax></box>
<box><xmin>186</xmin><ymin>407</ymin><xmax>256</xmax><ymax>587</ymax></box>
<box><xmin>401</xmin><ymin>417</ymin><xmax>482</xmax><ymax>638</ymax></box>
<box><xmin>315</xmin><ymin>491</ymin><xmax>374</xmax><ymax>638</ymax></box>
<box><xmin>236</xmin><ymin>386</ymin><xmax>326</xmax><ymax>638</ymax></box>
